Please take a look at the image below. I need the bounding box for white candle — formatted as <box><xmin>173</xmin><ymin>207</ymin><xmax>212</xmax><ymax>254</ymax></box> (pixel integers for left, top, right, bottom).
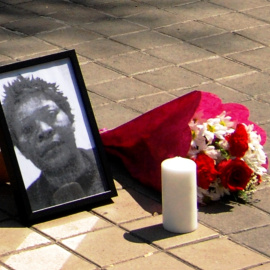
<box><xmin>161</xmin><ymin>156</ymin><xmax>197</xmax><ymax>233</ymax></box>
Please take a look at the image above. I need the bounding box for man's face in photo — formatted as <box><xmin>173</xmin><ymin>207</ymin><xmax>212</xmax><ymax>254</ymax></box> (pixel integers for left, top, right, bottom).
<box><xmin>13</xmin><ymin>92</ymin><xmax>77</xmax><ymax>172</ymax></box>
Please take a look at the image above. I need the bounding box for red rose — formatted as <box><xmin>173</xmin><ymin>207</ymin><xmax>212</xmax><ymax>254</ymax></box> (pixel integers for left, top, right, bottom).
<box><xmin>217</xmin><ymin>158</ymin><xmax>253</xmax><ymax>192</ymax></box>
<box><xmin>193</xmin><ymin>153</ymin><xmax>219</xmax><ymax>189</ymax></box>
<box><xmin>227</xmin><ymin>124</ymin><xmax>249</xmax><ymax>157</ymax></box>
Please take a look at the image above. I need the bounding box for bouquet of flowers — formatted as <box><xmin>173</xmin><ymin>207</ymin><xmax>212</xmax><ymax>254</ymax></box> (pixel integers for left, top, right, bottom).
<box><xmin>187</xmin><ymin>111</ymin><xmax>268</xmax><ymax>204</ymax></box>
<box><xmin>101</xmin><ymin>91</ymin><xmax>268</xmax><ymax>204</ymax></box>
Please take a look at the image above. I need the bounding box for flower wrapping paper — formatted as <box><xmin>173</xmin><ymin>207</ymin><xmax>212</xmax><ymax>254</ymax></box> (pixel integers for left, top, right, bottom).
<box><xmin>101</xmin><ymin>91</ymin><xmax>267</xmax><ymax>193</ymax></box>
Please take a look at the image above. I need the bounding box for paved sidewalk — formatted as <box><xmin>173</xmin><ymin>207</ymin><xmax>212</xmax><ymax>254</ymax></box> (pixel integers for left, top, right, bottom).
<box><xmin>0</xmin><ymin>0</ymin><xmax>270</xmax><ymax>269</ymax></box>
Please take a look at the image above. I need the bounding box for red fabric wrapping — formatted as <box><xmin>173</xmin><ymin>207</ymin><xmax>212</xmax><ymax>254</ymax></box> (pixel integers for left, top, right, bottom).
<box><xmin>101</xmin><ymin>91</ymin><xmax>267</xmax><ymax>192</ymax></box>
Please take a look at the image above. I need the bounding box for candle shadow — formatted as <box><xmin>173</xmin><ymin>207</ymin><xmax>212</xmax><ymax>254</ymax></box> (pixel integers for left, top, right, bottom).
<box><xmin>124</xmin><ymin>223</ymin><xmax>184</xmax><ymax>244</ymax></box>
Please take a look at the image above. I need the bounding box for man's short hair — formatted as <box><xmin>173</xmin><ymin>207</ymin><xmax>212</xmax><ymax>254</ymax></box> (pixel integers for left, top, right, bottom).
<box><xmin>2</xmin><ymin>75</ymin><xmax>75</xmax><ymax>145</ymax></box>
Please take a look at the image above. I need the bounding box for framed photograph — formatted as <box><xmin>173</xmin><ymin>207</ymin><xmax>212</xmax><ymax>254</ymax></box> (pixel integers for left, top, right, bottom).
<box><xmin>0</xmin><ymin>50</ymin><xmax>117</xmax><ymax>223</ymax></box>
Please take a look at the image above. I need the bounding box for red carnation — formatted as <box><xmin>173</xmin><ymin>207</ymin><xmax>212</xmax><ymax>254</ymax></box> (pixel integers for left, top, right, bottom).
<box><xmin>217</xmin><ymin>158</ymin><xmax>253</xmax><ymax>192</ymax></box>
<box><xmin>193</xmin><ymin>153</ymin><xmax>219</xmax><ymax>189</ymax></box>
<box><xmin>227</xmin><ymin>123</ymin><xmax>249</xmax><ymax>157</ymax></box>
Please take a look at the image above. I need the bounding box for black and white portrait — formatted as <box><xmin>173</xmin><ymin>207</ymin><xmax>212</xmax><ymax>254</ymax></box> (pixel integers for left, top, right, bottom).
<box><xmin>0</xmin><ymin>56</ymin><xmax>108</xmax><ymax>212</ymax></box>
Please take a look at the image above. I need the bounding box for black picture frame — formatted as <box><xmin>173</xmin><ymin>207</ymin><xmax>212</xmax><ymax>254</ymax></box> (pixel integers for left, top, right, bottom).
<box><xmin>0</xmin><ymin>50</ymin><xmax>117</xmax><ymax>224</ymax></box>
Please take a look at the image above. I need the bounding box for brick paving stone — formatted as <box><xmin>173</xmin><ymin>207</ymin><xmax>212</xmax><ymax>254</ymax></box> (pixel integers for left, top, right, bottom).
<box><xmin>253</xmin><ymin>187</ymin><xmax>270</xmax><ymax>214</ymax></box>
<box><xmin>262</xmin><ymin>122</ymin><xmax>270</xmax><ymax>141</ymax></box>
<box><xmin>249</xmin><ymin>262</ymin><xmax>270</xmax><ymax>270</ymax></box>
<box><xmin>89</xmin><ymin>0</ymin><xmax>153</xmax><ymax>18</ymax></box>
<box><xmin>37</xmin><ymin>27</ymin><xmax>102</xmax><ymax>47</ymax></box>
<box><xmin>113</xmin><ymin>179</ymin><xmax>124</xmax><ymax>191</ymax></box>
<box><xmin>92</xmin><ymin>102</ymin><xmax>141</xmax><ymax>129</ymax></box>
<box><xmin>112</xmin><ymin>30</ymin><xmax>180</xmax><ymax>50</ymax></box>
<box><xmin>145</xmin><ymin>42</ymin><xmax>215</xmax><ymax>65</ymax></box>
<box><xmin>72</xmin><ymin>54</ymin><xmax>90</xmax><ymax>65</ymax></box>
<box><xmin>1</xmin><ymin>244</ymin><xmax>97</xmax><ymax>270</ymax></box>
<box><xmin>47</xmin><ymin>4</ymin><xmax>107</xmax><ymax>25</ymax></box>
<box><xmin>33</xmin><ymin>211</ymin><xmax>112</xmax><ymax>240</ymax></box>
<box><xmin>157</xmin><ymin>20</ymin><xmax>226</xmax><ymax>41</ymax></box>
<box><xmin>106</xmin><ymin>252</ymin><xmax>194</xmax><ymax>270</ymax></box>
<box><xmin>15</xmin><ymin>49</ymin><xmax>61</xmax><ymax>62</ymax></box>
<box><xmin>122</xmin><ymin>215</ymin><xmax>219</xmax><ymax>250</ymax></box>
<box><xmin>258</xmin><ymin>123</ymin><xmax>270</xmax><ymax>154</ymax></box>
<box><xmin>62</xmin><ymin>226</ymin><xmax>158</xmax><ymax>267</ymax></box>
<box><xmin>0</xmin><ymin>5</ymin><xmax>33</xmax><ymax>25</ymax></box>
<box><xmin>208</xmin><ymin>0</ymin><xmax>270</xmax><ymax>11</ymax></box>
<box><xmin>82</xmin><ymin>17</ymin><xmax>147</xmax><ymax>37</ymax></box>
<box><xmin>0</xmin><ymin>220</ymin><xmax>50</xmax><ymax>256</ymax></box>
<box><xmin>72</xmin><ymin>0</ymin><xmax>118</xmax><ymax>7</ymax></box>
<box><xmin>134</xmin><ymin>66</ymin><xmax>209</xmax><ymax>91</ymax></box>
<box><xmin>182</xmin><ymin>57</ymin><xmax>253</xmax><ymax>80</ymax></box>
<box><xmin>92</xmin><ymin>188</ymin><xmax>162</xmax><ymax>224</ymax></box>
<box><xmin>202</xmin><ymin>12</ymin><xmax>267</xmax><ymax>31</ymax></box>
<box><xmin>0</xmin><ymin>37</ymin><xmax>58</xmax><ymax>59</ymax></box>
<box><xmin>99</xmin><ymin>51</ymin><xmax>171</xmax><ymax>76</ymax></box>
<box><xmin>172</xmin><ymin>82</ymin><xmax>250</xmax><ymax>103</ymax></box>
<box><xmin>126</xmin><ymin>8</ymin><xmax>191</xmax><ymax>29</ymax></box>
<box><xmin>80</xmin><ymin>62</ymin><xmax>124</xmax><ymax>87</ymax></box>
<box><xmin>190</xmin><ymin>32</ymin><xmax>263</xmax><ymax>55</ymax></box>
<box><xmin>0</xmin><ymin>54</ymin><xmax>12</xmax><ymax>64</ymax></box>
<box><xmin>166</xmin><ymin>1</ymin><xmax>231</xmax><ymax>20</ymax></box>
<box><xmin>0</xmin><ymin>28</ymin><xmax>25</xmax><ymax>42</ymax></box>
<box><xmin>229</xmin><ymin>47</ymin><xmax>270</xmax><ymax>71</ymax></box>
<box><xmin>0</xmin><ymin>59</ymin><xmax>13</xmax><ymax>67</ymax></box>
<box><xmin>90</xmin><ymin>77</ymin><xmax>162</xmax><ymax>101</ymax></box>
<box><xmin>230</xmin><ymin>225</ymin><xmax>270</xmax><ymax>257</ymax></box>
<box><xmin>243</xmin><ymin>6</ymin><xmax>270</xmax><ymax>24</ymax></box>
<box><xmin>2</xmin><ymin>16</ymin><xmax>66</xmax><ymax>36</ymax></box>
<box><xmin>136</xmin><ymin>0</ymin><xmax>200</xmax><ymax>9</ymax></box>
<box><xmin>87</xmin><ymin>91</ymin><xmax>112</xmax><ymax>108</ymax></box>
<box><xmin>17</xmin><ymin>1</ymin><xmax>73</xmax><ymax>15</ymax></box>
<box><xmin>120</xmin><ymin>92</ymin><xmax>176</xmax><ymax>113</ymax></box>
<box><xmin>218</xmin><ymin>71</ymin><xmax>270</xmax><ymax>97</ymax></box>
<box><xmin>198</xmin><ymin>201</ymin><xmax>270</xmax><ymax>234</ymax></box>
<box><xmin>266</xmin><ymin>69</ymin><xmax>270</xmax><ymax>75</ymax></box>
<box><xmin>263</xmin><ymin>140</ymin><xmax>270</xmax><ymax>156</ymax></box>
<box><xmin>170</xmin><ymin>237</ymin><xmax>269</xmax><ymax>270</ymax></box>
<box><xmin>73</xmin><ymin>38</ymin><xmax>136</xmax><ymax>60</ymax></box>
<box><xmin>0</xmin><ymin>1</ymin><xmax>270</xmax><ymax>269</ymax></box>
<box><xmin>237</xmin><ymin>25</ymin><xmax>270</xmax><ymax>46</ymax></box>
<box><xmin>242</xmin><ymin>99</ymin><xmax>270</xmax><ymax>124</ymax></box>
